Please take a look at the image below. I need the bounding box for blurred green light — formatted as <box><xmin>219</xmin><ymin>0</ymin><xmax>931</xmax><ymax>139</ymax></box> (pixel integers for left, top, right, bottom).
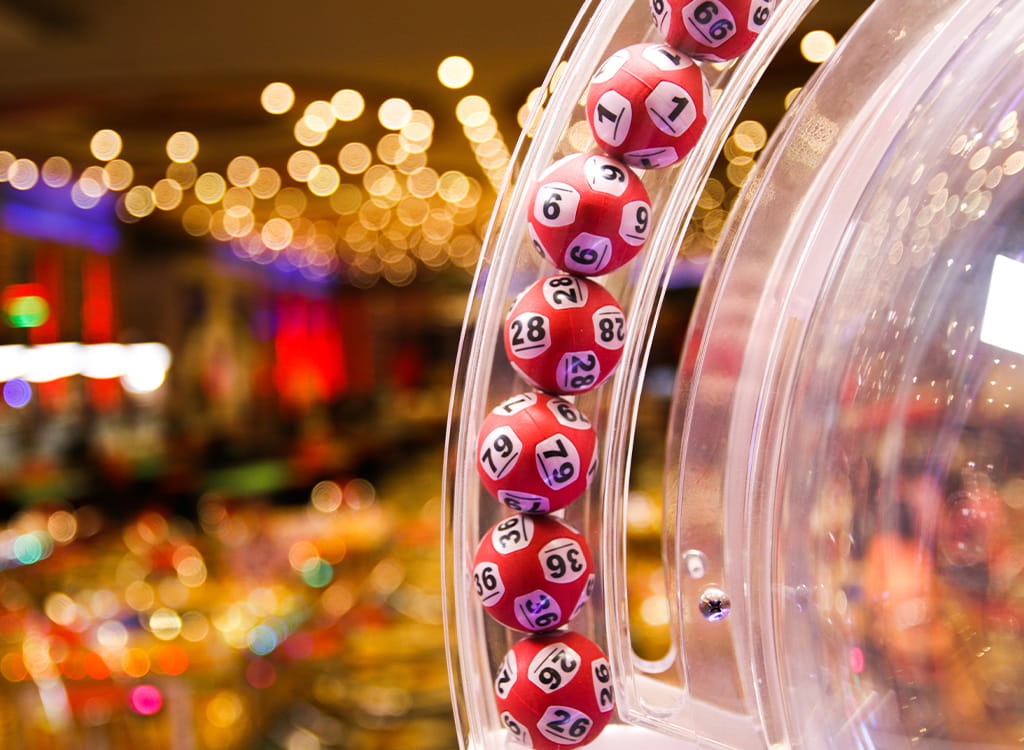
<box><xmin>300</xmin><ymin>558</ymin><xmax>333</xmax><ymax>588</ymax></box>
<box><xmin>13</xmin><ymin>533</ymin><xmax>43</xmax><ymax>565</ymax></box>
<box><xmin>4</xmin><ymin>295</ymin><xmax>49</xmax><ymax>328</ymax></box>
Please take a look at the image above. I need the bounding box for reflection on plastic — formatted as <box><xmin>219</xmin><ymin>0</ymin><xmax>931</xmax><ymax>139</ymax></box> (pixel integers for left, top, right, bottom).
<box><xmin>980</xmin><ymin>254</ymin><xmax>1024</xmax><ymax>355</ymax></box>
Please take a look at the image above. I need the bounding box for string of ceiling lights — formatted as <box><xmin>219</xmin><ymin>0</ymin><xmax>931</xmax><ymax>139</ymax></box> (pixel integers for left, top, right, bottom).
<box><xmin>0</xmin><ymin>30</ymin><xmax>840</xmax><ymax>288</ymax></box>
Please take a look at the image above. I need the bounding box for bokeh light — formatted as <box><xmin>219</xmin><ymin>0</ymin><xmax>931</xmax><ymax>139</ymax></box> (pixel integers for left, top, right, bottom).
<box><xmin>331</xmin><ymin>88</ymin><xmax>364</xmax><ymax>121</ymax></box>
<box><xmin>261</xmin><ymin>82</ymin><xmax>295</xmax><ymax>114</ymax></box>
<box><xmin>129</xmin><ymin>684</ymin><xmax>164</xmax><ymax>716</ymax></box>
<box><xmin>2</xmin><ymin>379</ymin><xmax>31</xmax><ymax>408</ymax></box>
<box><xmin>378</xmin><ymin>98</ymin><xmax>413</xmax><ymax>130</ymax></box>
<box><xmin>90</xmin><ymin>129</ymin><xmax>122</xmax><ymax>161</ymax></box>
<box><xmin>437</xmin><ymin>55</ymin><xmax>474</xmax><ymax>88</ymax></box>
<box><xmin>166</xmin><ymin>131</ymin><xmax>200</xmax><ymax>163</ymax></box>
<box><xmin>41</xmin><ymin>156</ymin><xmax>72</xmax><ymax>188</ymax></box>
<box><xmin>801</xmin><ymin>30</ymin><xmax>837</xmax><ymax>63</ymax></box>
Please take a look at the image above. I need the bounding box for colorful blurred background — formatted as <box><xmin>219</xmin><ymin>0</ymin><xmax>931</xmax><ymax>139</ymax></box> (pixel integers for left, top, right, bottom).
<box><xmin>0</xmin><ymin>1</ymin><xmax>866</xmax><ymax>747</ymax></box>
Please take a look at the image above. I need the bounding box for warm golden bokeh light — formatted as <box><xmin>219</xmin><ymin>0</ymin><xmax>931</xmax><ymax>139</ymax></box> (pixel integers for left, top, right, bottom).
<box><xmin>364</xmin><ymin>164</ymin><xmax>398</xmax><ymax>198</ymax></box>
<box><xmin>227</xmin><ymin>155</ymin><xmax>259</xmax><ymax>187</ymax></box>
<box><xmin>275</xmin><ymin>187</ymin><xmax>307</xmax><ymax>218</ymax></box>
<box><xmin>194</xmin><ymin>172</ymin><xmax>227</xmax><ymax>204</ymax></box>
<box><xmin>262</xmin><ymin>217</ymin><xmax>293</xmax><ymax>251</ymax></box>
<box><xmin>378</xmin><ymin>98</ymin><xmax>413</xmax><ymax>130</ymax></box>
<box><xmin>377</xmin><ymin>133</ymin><xmax>407</xmax><ymax>165</ymax></box>
<box><xmin>407</xmin><ymin>166</ymin><xmax>439</xmax><ymax>198</ymax></box>
<box><xmin>304</xmin><ymin>100</ymin><xmax>335</xmax><ymax>132</ymax></box>
<box><xmin>438</xmin><ymin>170</ymin><xmax>470</xmax><ymax>203</ymax></box>
<box><xmin>90</xmin><ymin>129</ymin><xmax>123</xmax><ymax>161</ymax></box>
<box><xmin>182</xmin><ymin>204</ymin><xmax>212</xmax><ymax>236</ymax></box>
<box><xmin>124</xmin><ymin>185</ymin><xmax>156</xmax><ymax>217</ymax></box>
<box><xmin>0</xmin><ymin>151</ymin><xmax>14</xmax><ymax>181</ymax></box>
<box><xmin>224</xmin><ymin>205</ymin><xmax>254</xmax><ymax>237</ymax></box>
<box><xmin>261</xmin><ymin>82</ymin><xmax>295</xmax><ymax>114</ymax></box>
<box><xmin>294</xmin><ymin>119</ymin><xmax>327</xmax><ymax>147</ymax></box>
<box><xmin>8</xmin><ymin>158</ymin><xmax>39</xmax><ymax>190</ymax></box>
<box><xmin>0</xmin><ymin>33</ymin><xmax>507</xmax><ymax>284</ymax></box>
<box><xmin>331</xmin><ymin>89</ymin><xmax>364</xmax><ymax>122</ymax></box>
<box><xmin>400</xmin><ymin>112</ymin><xmax>433</xmax><ymax>153</ymax></box>
<box><xmin>104</xmin><ymin>159</ymin><xmax>134</xmax><ymax>191</ymax></box>
<box><xmin>78</xmin><ymin>166</ymin><xmax>107</xmax><ymax>199</ymax></box>
<box><xmin>437</xmin><ymin>55</ymin><xmax>473</xmax><ymax>89</ymax></box>
<box><xmin>166</xmin><ymin>131</ymin><xmax>200</xmax><ymax>163</ymax></box>
<box><xmin>250</xmin><ymin>166</ymin><xmax>282</xmax><ymax>199</ymax></box>
<box><xmin>166</xmin><ymin>161</ymin><xmax>196</xmax><ymax>190</ymax></box>
<box><xmin>151</xmin><ymin>180</ymin><xmax>184</xmax><ymax>212</ymax></box>
<box><xmin>41</xmin><ymin>156</ymin><xmax>72</xmax><ymax>188</ymax></box>
<box><xmin>338</xmin><ymin>142</ymin><xmax>372</xmax><ymax>175</ymax></box>
<box><xmin>223</xmin><ymin>186</ymin><xmax>254</xmax><ymax>211</ymax></box>
<box><xmin>455</xmin><ymin>95</ymin><xmax>490</xmax><ymax>127</ymax></box>
<box><xmin>733</xmin><ymin>120</ymin><xmax>768</xmax><ymax>152</ymax></box>
<box><xmin>287</xmin><ymin>150</ymin><xmax>320</xmax><ymax>182</ymax></box>
<box><xmin>308</xmin><ymin>164</ymin><xmax>341</xmax><ymax>196</ymax></box>
<box><xmin>330</xmin><ymin>184</ymin><xmax>361</xmax><ymax>215</ymax></box>
<box><xmin>801</xmin><ymin>30</ymin><xmax>836</xmax><ymax>63</ymax></box>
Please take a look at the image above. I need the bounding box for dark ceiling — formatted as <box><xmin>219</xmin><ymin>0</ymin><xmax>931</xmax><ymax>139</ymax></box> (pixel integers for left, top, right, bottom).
<box><xmin>0</xmin><ymin>0</ymin><xmax>590</xmax><ymax>181</ymax></box>
<box><xmin>0</xmin><ymin>0</ymin><xmax>873</xmax><ymax>264</ymax></box>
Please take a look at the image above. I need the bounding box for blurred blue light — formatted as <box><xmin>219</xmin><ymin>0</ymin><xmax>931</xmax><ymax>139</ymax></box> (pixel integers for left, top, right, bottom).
<box><xmin>2</xmin><ymin>191</ymin><xmax>118</xmax><ymax>254</ymax></box>
<box><xmin>247</xmin><ymin>624</ymin><xmax>280</xmax><ymax>656</ymax></box>
<box><xmin>3</xmin><ymin>378</ymin><xmax>31</xmax><ymax>408</ymax></box>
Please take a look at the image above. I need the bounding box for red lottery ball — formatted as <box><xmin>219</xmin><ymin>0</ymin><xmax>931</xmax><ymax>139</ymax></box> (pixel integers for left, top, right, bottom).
<box><xmin>585</xmin><ymin>43</ymin><xmax>710</xmax><ymax>169</ymax></box>
<box><xmin>526</xmin><ymin>152</ymin><xmax>652</xmax><ymax>276</ymax></box>
<box><xmin>472</xmin><ymin>514</ymin><xmax>595</xmax><ymax>633</ymax></box>
<box><xmin>477</xmin><ymin>392</ymin><xmax>597</xmax><ymax>514</ymax></box>
<box><xmin>650</xmin><ymin>0</ymin><xmax>776</xmax><ymax>62</ymax></box>
<box><xmin>504</xmin><ymin>275</ymin><xmax>625</xmax><ymax>395</ymax></box>
<box><xmin>494</xmin><ymin>631</ymin><xmax>614</xmax><ymax>750</ymax></box>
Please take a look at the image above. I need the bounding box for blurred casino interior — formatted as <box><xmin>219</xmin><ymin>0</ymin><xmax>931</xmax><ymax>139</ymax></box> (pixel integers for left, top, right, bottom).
<box><xmin>0</xmin><ymin>1</ymin><xmax>865</xmax><ymax>748</ymax></box>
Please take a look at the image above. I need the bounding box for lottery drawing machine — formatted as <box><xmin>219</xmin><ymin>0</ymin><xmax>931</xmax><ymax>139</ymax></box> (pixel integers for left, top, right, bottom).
<box><xmin>443</xmin><ymin>0</ymin><xmax>1024</xmax><ymax>747</ymax></box>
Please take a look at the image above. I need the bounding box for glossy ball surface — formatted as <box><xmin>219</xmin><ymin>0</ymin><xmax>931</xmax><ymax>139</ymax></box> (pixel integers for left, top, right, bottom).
<box><xmin>477</xmin><ymin>392</ymin><xmax>597</xmax><ymax>514</ymax></box>
<box><xmin>472</xmin><ymin>514</ymin><xmax>595</xmax><ymax>633</ymax></box>
<box><xmin>526</xmin><ymin>152</ymin><xmax>652</xmax><ymax>276</ymax></box>
<box><xmin>494</xmin><ymin>631</ymin><xmax>615</xmax><ymax>750</ymax></box>
<box><xmin>586</xmin><ymin>43</ymin><xmax>710</xmax><ymax>169</ymax></box>
<box><xmin>504</xmin><ymin>275</ymin><xmax>625</xmax><ymax>395</ymax></box>
<box><xmin>650</xmin><ymin>0</ymin><xmax>776</xmax><ymax>62</ymax></box>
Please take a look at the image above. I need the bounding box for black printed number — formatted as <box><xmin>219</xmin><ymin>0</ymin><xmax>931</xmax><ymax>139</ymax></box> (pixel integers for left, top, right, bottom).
<box><xmin>510</xmin><ymin>315</ymin><xmax>547</xmax><ymax>346</ymax></box>
<box><xmin>547</xmin><ymin>276</ymin><xmax>580</xmax><ymax>306</ymax></box>
<box><xmin>598</xmin><ymin>316</ymin><xmax>624</xmax><ymax>345</ymax></box>
<box><xmin>565</xmin><ymin>353</ymin><xmax>597</xmax><ymax>390</ymax></box>
<box><xmin>474</xmin><ymin>565</ymin><xmax>499</xmax><ymax>596</ymax></box>
<box><xmin>480</xmin><ymin>433</ymin><xmax>516</xmax><ymax>477</ymax></box>
<box><xmin>546</xmin><ymin>710</ymin><xmax>591</xmax><ymax>740</ymax></box>
<box><xmin>545</xmin><ymin>548</ymin><xmax>585</xmax><ymax>580</ymax></box>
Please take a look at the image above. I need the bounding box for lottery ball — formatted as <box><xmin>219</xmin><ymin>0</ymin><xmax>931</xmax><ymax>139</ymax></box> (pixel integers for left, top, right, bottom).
<box><xmin>504</xmin><ymin>274</ymin><xmax>625</xmax><ymax>395</ymax></box>
<box><xmin>494</xmin><ymin>631</ymin><xmax>614</xmax><ymax>750</ymax></box>
<box><xmin>650</xmin><ymin>0</ymin><xmax>776</xmax><ymax>62</ymax></box>
<box><xmin>526</xmin><ymin>152</ymin><xmax>652</xmax><ymax>276</ymax></box>
<box><xmin>477</xmin><ymin>392</ymin><xmax>597</xmax><ymax>514</ymax></box>
<box><xmin>472</xmin><ymin>514</ymin><xmax>595</xmax><ymax>633</ymax></box>
<box><xmin>586</xmin><ymin>43</ymin><xmax>710</xmax><ymax>169</ymax></box>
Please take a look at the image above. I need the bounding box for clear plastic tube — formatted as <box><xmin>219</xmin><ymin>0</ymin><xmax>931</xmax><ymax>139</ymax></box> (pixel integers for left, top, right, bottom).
<box><xmin>441</xmin><ymin>0</ymin><xmax>821</xmax><ymax>747</ymax></box>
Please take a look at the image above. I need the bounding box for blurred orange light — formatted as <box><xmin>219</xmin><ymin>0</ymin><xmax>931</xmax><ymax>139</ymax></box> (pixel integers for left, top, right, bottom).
<box><xmin>83</xmin><ymin>651</ymin><xmax>111</xmax><ymax>680</ymax></box>
<box><xmin>156</xmin><ymin>644</ymin><xmax>189</xmax><ymax>676</ymax></box>
<box><xmin>122</xmin><ymin>647</ymin><xmax>151</xmax><ymax>678</ymax></box>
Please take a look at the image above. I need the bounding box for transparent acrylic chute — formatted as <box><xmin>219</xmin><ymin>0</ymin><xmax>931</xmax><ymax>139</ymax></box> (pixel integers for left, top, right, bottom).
<box><xmin>443</xmin><ymin>0</ymin><xmax>1024</xmax><ymax>747</ymax></box>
